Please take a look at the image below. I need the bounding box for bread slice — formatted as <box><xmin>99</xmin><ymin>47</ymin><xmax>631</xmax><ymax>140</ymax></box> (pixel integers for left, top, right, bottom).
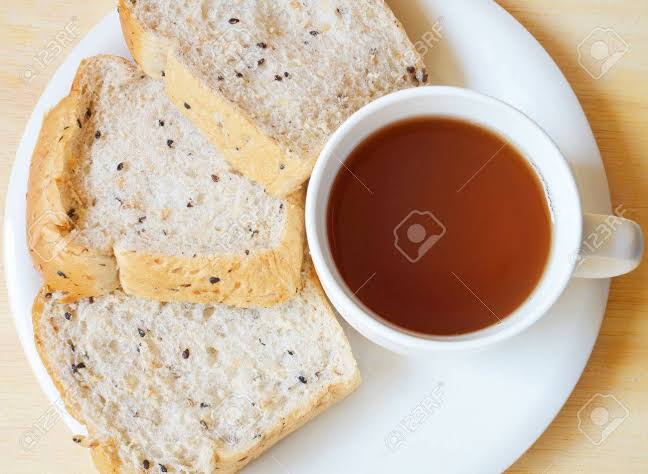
<box><xmin>33</xmin><ymin>264</ymin><xmax>360</xmax><ymax>474</ymax></box>
<box><xmin>119</xmin><ymin>0</ymin><xmax>427</xmax><ymax>196</ymax></box>
<box><xmin>27</xmin><ymin>55</ymin><xmax>304</xmax><ymax>306</ymax></box>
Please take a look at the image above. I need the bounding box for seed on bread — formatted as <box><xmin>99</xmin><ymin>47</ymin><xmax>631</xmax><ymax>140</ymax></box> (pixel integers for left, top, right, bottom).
<box><xmin>182</xmin><ymin>348</ymin><xmax>190</xmax><ymax>359</ymax></box>
<box><xmin>209</xmin><ymin>277</ymin><xmax>220</xmax><ymax>284</ymax></box>
<box><xmin>95</xmin><ymin>130</ymin><xmax>102</xmax><ymax>139</ymax></box>
<box><xmin>117</xmin><ymin>162</ymin><xmax>125</xmax><ymax>171</ymax></box>
<box><xmin>138</xmin><ymin>328</ymin><xmax>146</xmax><ymax>337</ymax></box>
<box><xmin>228</xmin><ymin>18</ymin><xmax>239</xmax><ymax>24</ymax></box>
<box><xmin>166</xmin><ymin>139</ymin><xmax>174</xmax><ymax>148</ymax></box>
<box><xmin>57</xmin><ymin>271</ymin><xmax>67</xmax><ymax>278</ymax></box>
<box><xmin>71</xmin><ymin>362</ymin><xmax>86</xmax><ymax>374</ymax></box>
<box><xmin>298</xmin><ymin>375</ymin><xmax>307</xmax><ymax>384</ymax></box>
<box><xmin>158</xmin><ymin>119</ymin><xmax>165</xmax><ymax>126</ymax></box>
<box><xmin>159</xmin><ymin>465</ymin><xmax>167</xmax><ymax>473</ymax></box>
<box><xmin>142</xmin><ymin>459</ymin><xmax>150</xmax><ymax>469</ymax></box>
<box><xmin>184</xmin><ymin>102</ymin><xmax>191</xmax><ymax>109</ymax></box>
<box><xmin>64</xmin><ymin>312</ymin><xmax>72</xmax><ymax>320</ymax></box>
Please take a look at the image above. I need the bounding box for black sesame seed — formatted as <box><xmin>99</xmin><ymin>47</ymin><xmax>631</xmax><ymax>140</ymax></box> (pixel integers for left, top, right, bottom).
<box><xmin>257</xmin><ymin>58</ymin><xmax>265</xmax><ymax>66</ymax></box>
<box><xmin>217</xmin><ymin>75</ymin><xmax>224</xmax><ymax>81</ymax></box>
<box><xmin>245</xmin><ymin>250</ymin><xmax>250</xmax><ymax>255</ymax></box>
<box><xmin>76</xmin><ymin>119</ymin><xmax>82</xmax><ymax>128</ymax></box>
<box><xmin>259</xmin><ymin>338</ymin><xmax>266</xmax><ymax>346</ymax></box>
<box><xmin>159</xmin><ymin>120</ymin><xmax>165</xmax><ymax>127</ymax></box>
<box><xmin>138</xmin><ymin>328</ymin><xmax>146</xmax><ymax>337</ymax></box>
<box><xmin>138</xmin><ymin>216</ymin><xmax>147</xmax><ymax>224</ymax></box>
<box><xmin>85</xmin><ymin>109</ymin><xmax>92</xmax><ymax>119</ymax></box>
<box><xmin>287</xmin><ymin>350</ymin><xmax>294</xmax><ymax>356</ymax></box>
<box><xmin>284</xmin><ymin>71</ymin><xmax>290</xmax><ymax>78</ymax></box>
<box><xmin>64</xmin><ymin>312</ymin><xmax>72</xmax><ymax>320</ymax></box>
<box><xmin>88</xmin><ymin>296</ymin><xmax>94</xmax><ymax>304</ymax></box>
<box><xmin>95</xmin><ymin>130</ymin><xmax>101</xmax><ymax>139</ymax></box>
<box><xmin>421</xmin><ymin>69</ymin><xmax>429</xmax><ymax>83</ymax></box>
<box><xmin>184</xmin><ymin>102</ymin><xmax>191</xmax><ymax>109</ymax></box>
<box><xmin>200</xmin><ymin>402</ymin><xmax>210</xmax><ymax>408</ymax></box>
<box><xmin>229</xmin><ymin>18</ymin><xmax>239</xmax><ymax>24</ymax></box>
<box><xmin>407</xmin><ymin>66</ymin><xmax>416</xmax><ymax>74</ymax></box>
<box><xmin>310</xmin><ymin>30</ymin><xmax>319</xmax><ymax>36</ymax></box>
<box><xmin>159</xmin><ymin>465</ymin><xmax>167</xmax><ymax>473</ymax></box>
<box><xmin>274</xmin><ymin>75</ymin><xmax>283</xmax><ymax>81</ymax></box>
<box><xmin>182</xmin><ymin>348</ymin><xmax>190</xmax><ymax>359</ymax></box>
<box><xmin>117</xmin><ymin>162</ymin><xmax>124</xmax><ymax>171</ymax></box>
<box><xmin>211</xmin><ymin>174</ymin><xmax>220</xmax><ymax>182</ymax></box>
<box><xmin>161</xmin><ymin>70</ymin><xmax>165</xmax><ymax>77</ymax></box>
<box><xmin>279</xmin><ymin>163</ymin><xmax>286</xmax><ymax>170</ymax></box>
<box><xmin>298</xmin><ymin>375</ymin><xmax>307</xmax><ymax>384</ymax></box>
<box><xmin>209</xmin><ymin>277</ymin><xmax>220</xmax><ymax>284</ymax></box>
<box><xmin>186</xmin><ymin>201</ymin><xmax>193</xmax><ymax>208</ymax></box>
<box><xmin>143</xmin><ymin>459</ymin><xmax>150</xmax><ymax>469</ymax></box>
<box><xmin>235</xmin><ymin>71</ymin><xmax>243</xmax><ymax>78</ymax></box>
<box><xmin>200</xmin><ymin>420</ymin><xmax>208</xmax><ymax>430</ymax></box>
<box><xmin>72</xmin><ymin>436</ymin><xmax>82</xmax><ymax>443</ymax></box>
<box><xmin>167</xmin><ymin>139</ymin><xmax>174</xmax><ymax>148</ymax></box>
<box><xmin>72</xmin><ymin>362</ymin><xmax>86</xmax><ymax>373</ymax></box>
<box><xmin>57</xmin><ymin>271</ymin><xmax>67</xmax><ymax>278</ymax></box>
<box><xmin>257</xmin><ymin>42</ymin><xmax>267</xmax><ymax>49</ymax></box>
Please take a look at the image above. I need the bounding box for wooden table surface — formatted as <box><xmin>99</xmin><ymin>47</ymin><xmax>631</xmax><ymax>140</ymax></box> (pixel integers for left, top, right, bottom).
<box><xmin>1</xmin><ymin>1</ymin><xmax>646</xmax><ymax>473</ymax></box>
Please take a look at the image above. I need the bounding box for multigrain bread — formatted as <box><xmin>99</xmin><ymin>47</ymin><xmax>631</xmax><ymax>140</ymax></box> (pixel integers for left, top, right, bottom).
<box><xmin>27</xmin><ymin>55</ymin><xmax>304</xmax><ymax>306</ymax></box>
<box><xmin>33</xmin><ymin>264</ymin><xmax>360</xmax><ymax>474</ymax></box>
<box><xmin>119</xmin><ymin>0</ymin><xmax>427</xmax><ymax>196</ymax></box>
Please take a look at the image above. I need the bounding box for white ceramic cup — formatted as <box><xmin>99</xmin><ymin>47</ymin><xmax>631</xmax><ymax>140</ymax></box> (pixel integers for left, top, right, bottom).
<box><xmin>306</xmin><ymin>86</ymin><xmax>644</xmax><ymax>355</ymax></box>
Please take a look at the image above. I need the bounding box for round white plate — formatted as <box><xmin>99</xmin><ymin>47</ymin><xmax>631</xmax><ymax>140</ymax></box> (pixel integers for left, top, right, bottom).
<box><xmin>5</xmin><ymin>2</ymin><xmax>611</xmax><ymax>473</ymax></box>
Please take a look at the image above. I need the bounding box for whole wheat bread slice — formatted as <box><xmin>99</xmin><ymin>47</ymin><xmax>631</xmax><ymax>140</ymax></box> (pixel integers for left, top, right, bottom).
<box><xmin>33</xmin><ymin>263</ymin><xmax>360</xmax><ymax>474</ymax></box>
<box><xmin>119</xmin><ymin>0</ymin><xmax>426</xmax><ymax>196</ymax></box>
<box><xmin>27</xmin><ymin>55</ymin><xmax>304</xmax><ymax>306</ymax></box>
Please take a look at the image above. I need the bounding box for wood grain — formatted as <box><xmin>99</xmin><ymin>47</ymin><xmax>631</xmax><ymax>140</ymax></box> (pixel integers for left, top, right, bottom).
<box><xmin>0</xmin><ymin>1</ymin><xmax>646</xmax><ymax>473</ymax></box>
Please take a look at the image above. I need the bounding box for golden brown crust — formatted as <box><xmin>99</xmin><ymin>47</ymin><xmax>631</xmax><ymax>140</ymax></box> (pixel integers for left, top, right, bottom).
<box><xmin>26</xmin><ymin>87</ymin><xmax>121</xmax><ymax>302</ymax></box>
<box><xmin>27</xmin><ymin>55</ymin><xmax>304</xmax><ymax>306</ymax></box>
<box><xmin>118</xmin><ymin>0</ymin><xmax>313</xmax><ymax>197</ymax></box>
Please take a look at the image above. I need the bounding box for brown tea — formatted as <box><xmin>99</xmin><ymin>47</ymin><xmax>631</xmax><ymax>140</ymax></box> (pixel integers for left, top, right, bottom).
<box><xmin>327</xmin><ymin>117</ymin><xmax>552</xmax><ymax>336</ymax></box>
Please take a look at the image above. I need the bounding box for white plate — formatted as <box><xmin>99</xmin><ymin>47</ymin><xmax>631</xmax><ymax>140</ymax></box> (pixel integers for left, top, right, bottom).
<box><xmin>5</xmin><ymin>2</ymin><xmax>611</xmax><ymax>473</ymax></box>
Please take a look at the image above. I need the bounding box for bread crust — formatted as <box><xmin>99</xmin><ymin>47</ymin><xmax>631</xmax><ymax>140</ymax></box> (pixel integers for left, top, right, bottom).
<box><xmin>31</xmin><ymin>272</ymin><xmax>361</xmax><ymax>474</ymax></box>
<box><xmin>27</xmin><ymin>56</ymin><xmax>304</xmax><ymax>306</ymax></box>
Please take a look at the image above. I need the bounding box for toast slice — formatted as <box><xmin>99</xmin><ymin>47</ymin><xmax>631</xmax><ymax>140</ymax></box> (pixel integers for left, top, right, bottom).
<box><xmin>33</xmin><ymin>264</ymin><xmax>361</xmax><ymax>474</ymax></box>
<box><xmin>119</xmin><ymin>0</ymin><xmax>427</xmax><ymax>196</ymax></box>
<box><xmin>27</xmin><ymin>55</ymin><xmax>304</xmax><ymax>306</ymax></box>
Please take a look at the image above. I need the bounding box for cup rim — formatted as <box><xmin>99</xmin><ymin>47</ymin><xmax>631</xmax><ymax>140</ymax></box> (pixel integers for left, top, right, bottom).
<box><xmin>306</xmin><ymin>85</ymin><xmax>583</xmax><ymax>353</ymax></box>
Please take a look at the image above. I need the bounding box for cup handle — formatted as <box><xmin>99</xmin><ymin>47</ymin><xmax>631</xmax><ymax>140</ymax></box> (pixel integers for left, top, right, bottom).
<box><xmin>573</xmin><ymin>213</ymin><xmax>644</xmax><ymax>278</ymax></box>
